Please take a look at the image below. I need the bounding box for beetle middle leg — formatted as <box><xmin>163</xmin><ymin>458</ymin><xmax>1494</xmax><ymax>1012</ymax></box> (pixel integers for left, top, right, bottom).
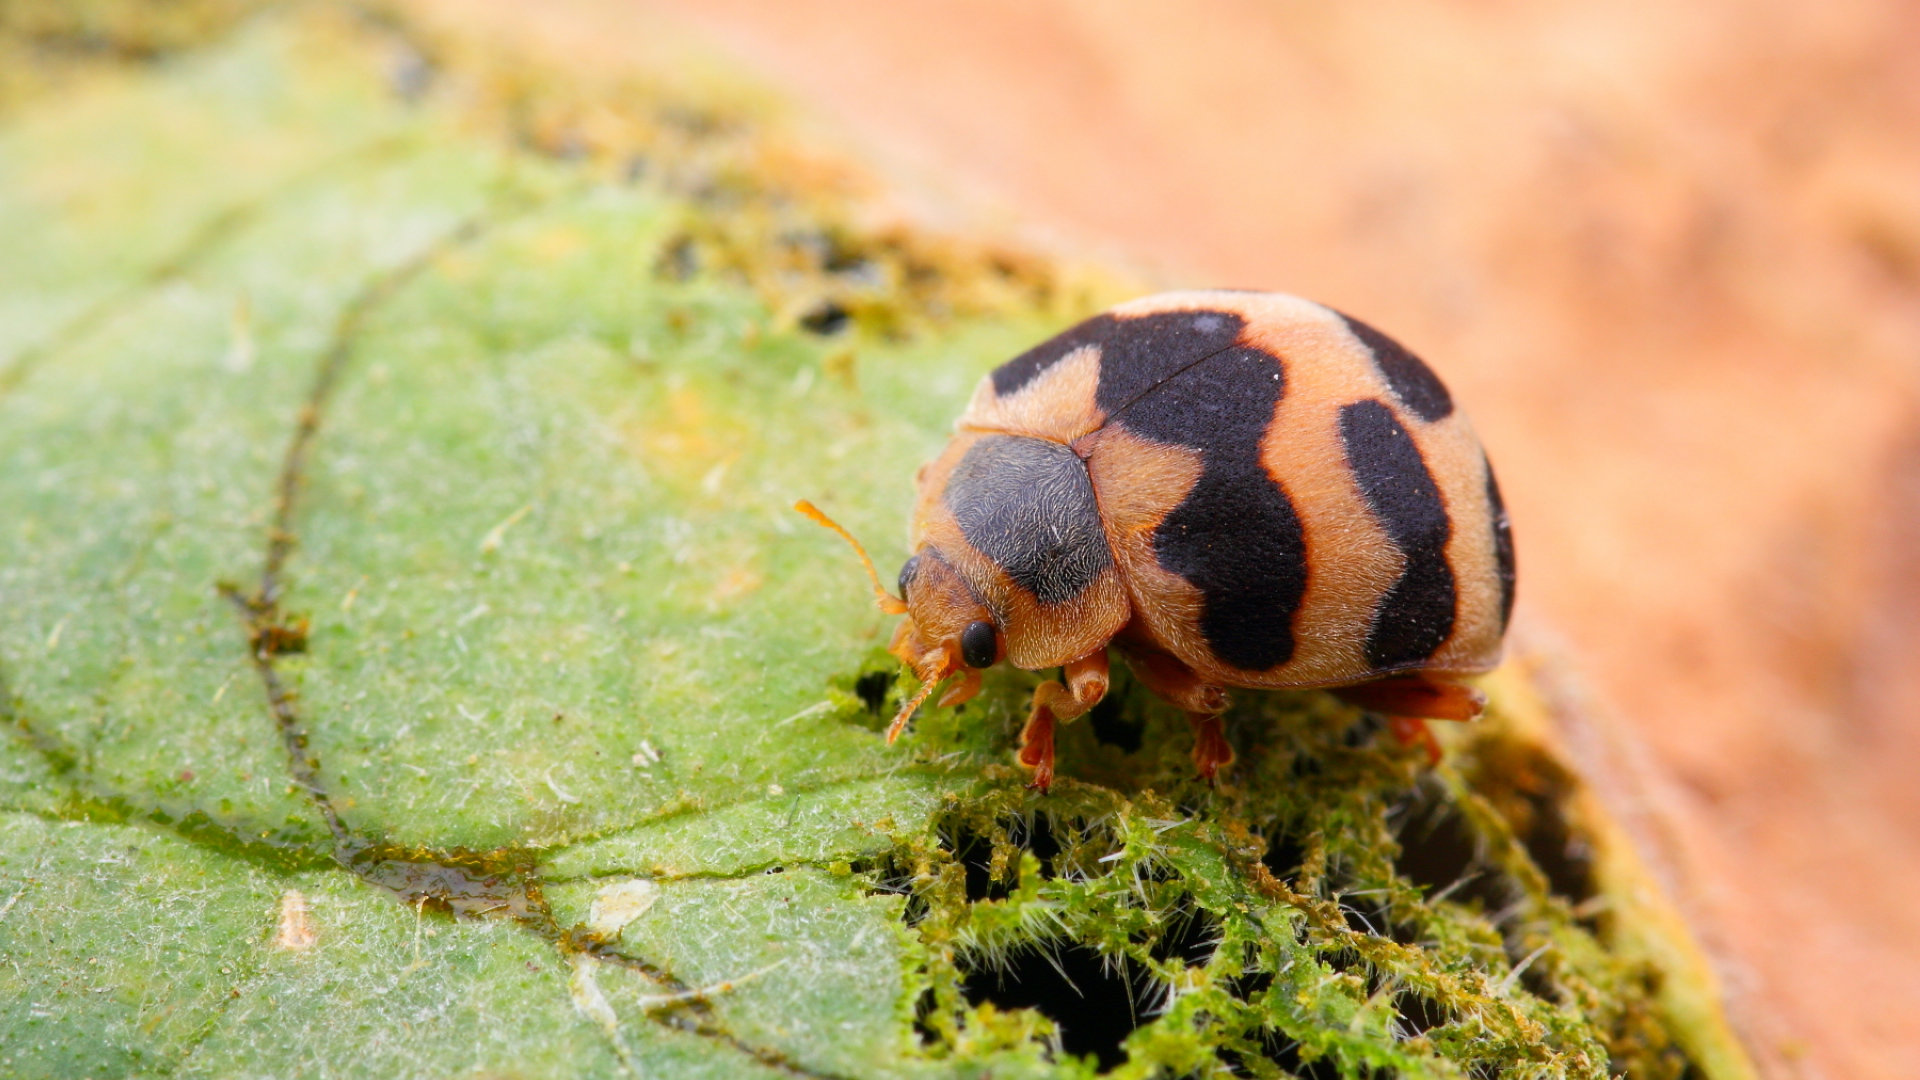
<box><xmin>1118</xmin><ymin>645</ymin><xmax>1234</xmax><ymax>783</ymax></box>
<box><xmin>1018</xmin><ymin>651</ymin><xmax>1110</xmax><ymax>793</ymax></box>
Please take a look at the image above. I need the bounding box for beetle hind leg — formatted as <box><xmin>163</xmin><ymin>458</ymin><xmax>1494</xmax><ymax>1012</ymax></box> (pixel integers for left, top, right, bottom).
<box><xmin>1017</xmin><ymin>652</ymin><xmax>1110</xmax><ymax>793</ymax></box>
<box><xmin>1187</xmin><ymin>713</ymin><xmax>1233</xmax><ymax>783</ymax></box>
<box><xmin>1387</xmin><ymin>715</ymin><xmax>1443</xmax><ymax>765</ymax></box>
<box><xmin>1331</xmin><ymin>674</ymin><xmax>1486</xmax><ymax>765</ymax></box>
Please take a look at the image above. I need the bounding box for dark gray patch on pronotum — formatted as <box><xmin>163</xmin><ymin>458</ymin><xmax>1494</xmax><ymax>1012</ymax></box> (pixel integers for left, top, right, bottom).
<box><xmin>1100</xmin><ymin>335</ymin><xmax>1307</xmax><ymax>671</ymax></box>
<box><xmin>1340</xmin><ymin>399</ymin><xmax>1457</xmax><ymax>668</ymax></box>
<box><xmin>944</xmin><ymin>435</ymin><xmax>1112</xmax><ymax>606</ymax></box>
<box><xmin>1340</xmin><ymin>312</ymin><xmax>1454</xmax><ymax>423</ymax></box>
<box><xmin>1484</xmin><ymin>455</ymin><xmax>1516</xmax><ymax>632</ymax></box>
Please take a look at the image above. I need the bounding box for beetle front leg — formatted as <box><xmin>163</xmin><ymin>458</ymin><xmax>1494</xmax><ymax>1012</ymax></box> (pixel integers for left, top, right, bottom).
<box><xmin>1017</xmin><ymin>651</ymin><xmax>1110</xmax><ymax>793</ymax></box>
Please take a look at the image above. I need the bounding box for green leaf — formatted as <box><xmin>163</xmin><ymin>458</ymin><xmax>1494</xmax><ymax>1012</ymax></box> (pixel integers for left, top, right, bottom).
<box><xmin>0</xmin><ymin>7</ymin><xmax>1750</xmax><ymax>1079</ymax></box>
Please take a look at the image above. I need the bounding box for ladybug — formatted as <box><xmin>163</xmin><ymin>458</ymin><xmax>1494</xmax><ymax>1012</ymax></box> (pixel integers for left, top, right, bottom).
<box><xmin>801</xmin><ymin>290</ymin><xmax>1514</xmax><ymax>791</ymax></box>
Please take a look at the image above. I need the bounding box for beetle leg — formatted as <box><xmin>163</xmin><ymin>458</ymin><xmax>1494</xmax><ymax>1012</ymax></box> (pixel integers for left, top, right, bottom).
<box><xmin>1017</xmin><ymin>651</ymin><xmax>1110</xmax><ymax>793</ymax></box>
<box><xmin>888</xmin><ymin>620</ymin><xmax>922</xmax><ymax>668</ymax></box>
<box><xmin>1118</xmin><ymin>645</ymin><xmax>1228</xmax><ymax>714</ymax></box>
<box><xmin>1332</xmin><ymin>674</ymin><xmax>1484</xmax><ymax>721</ymax></box>
<box><xmin>938</xmin><ymin>668</ymin><xmax>981</xmax><ymax>708</ymax></box>
<box><xmin>1117</xmin><ymin>645</ymin><xmax>1233</xmax><ymax>782</ymax></box>
<box><xmin>1188</xmin><ymin>714</ymin><xmax>1233</xmax><ymax>783</ymax></box>
<box><xmin>1017</xmin><ymin>710</ymin><xmax>1057</xmax><ymax>792</ymax></box>
<box><xmin>1387</xmin><ymin>715</ymin><xmax>1443</xmax><ymax>766</ymax></box>
<box><xmin>1331</xmin><ymin>675</ymin><xmax>1485</xmax><ymax>765</ymax></box>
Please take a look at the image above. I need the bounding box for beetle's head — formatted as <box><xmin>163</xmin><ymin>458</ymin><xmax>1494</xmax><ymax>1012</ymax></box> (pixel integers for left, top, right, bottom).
<box><xmin>889</xmin><ymin>546</ymin><xmax>1002</xmax><ymax>705</ymax></box>
<box><xmin>795</xmin><ymin>501</ymin><xmax>1001</xmax><ymax>743</ymax></box>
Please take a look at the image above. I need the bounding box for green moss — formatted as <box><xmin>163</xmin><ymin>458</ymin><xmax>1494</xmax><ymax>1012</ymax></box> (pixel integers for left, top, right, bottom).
<box><xmin>0</xmin><ymin>6</ymin><xmax>1750</xmax><ymax>1077</ymax></box>
<box><xmin>872</xmin><ymin>680</ymin><xmax>1687</xmax><ymax>1079</ymax></box>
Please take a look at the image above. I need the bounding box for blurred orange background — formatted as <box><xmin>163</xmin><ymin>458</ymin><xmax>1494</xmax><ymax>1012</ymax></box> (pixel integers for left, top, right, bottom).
<box><xmin>420</xmin><ymin>2</ymin><xmax>1920</xmax><ymax>1076</ymax></box>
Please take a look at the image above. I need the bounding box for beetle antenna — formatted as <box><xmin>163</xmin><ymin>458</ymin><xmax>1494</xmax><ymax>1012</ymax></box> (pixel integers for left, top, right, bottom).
<box><xmin>794</xmin><ymin>500</ymin><xmax>909</xmax><ymax>615</ymax></box>
<box><xmin>887</xmin><ymin>656</ymin><xmax>953</xmax><ymax>743</ymax></box>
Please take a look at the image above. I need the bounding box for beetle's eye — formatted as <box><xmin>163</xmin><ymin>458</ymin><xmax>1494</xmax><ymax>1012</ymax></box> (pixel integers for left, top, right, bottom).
<box><xmin>896</xmin><ymin>555</ymin><xmax>920</xmax><ymax>601</ymax></box>
<box><xmin>959</xmin><ymin>620</ymin><xmax>997</xmax><ymax>669</ymax></box>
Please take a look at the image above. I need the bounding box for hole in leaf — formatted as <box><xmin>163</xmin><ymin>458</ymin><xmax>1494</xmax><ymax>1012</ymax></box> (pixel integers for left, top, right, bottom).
<box><xmin>1260</xmin><ymin>830</ymin><xmax>1308</xmax><ymax>885</ymax></box>
<box><xmin>1518</xmin><ymin>956</ymin><xmax>1559</xmax><ymax>1003</ymax></box>
<box><xmin>945</xmin><ymin>823</ymin><xmax>1008</xmax><ymax>903</ymax></box>
<box><xmin>1217</xmin><ymin>1030</ymin><xmax>1343</xmax><ymax>1079</ymax></box>
<box><xmin>1086</xmin><ymin>692</ymin><xmax>1143</xmax><ymax>753</ymax></box>
<box><xmin>1394</xmin><ymin>990</ymin><xmax>1450</xmax><ymax>1037</ymax></box>
<box><xmin>1223</xmin><ymin>967</ymin><xmax>1271</xmax><ymax>1005</ymax></box>
<box><xmin>850</xmin><ymin>852</ymin><xmax>918</xmax><ymax>905</ymax></box>
<box><xmin>960</xmin><ymin>939</ymin><xmax>1141</xmax><ymax>1072</ymax></box>
<box><xmin>800</xmin><ymin>300</ymin><xmax>851</xmax><ymax>336</ymax></box>
<box><xmin>1391</xmin><ymin>785</ymin><xmax>1520</xmax><ymax>919</ymax></box>
<box><xmin>1342</xmin><ymin>711</ymin><xmax>1385</xmax><ymax>747</ymax></box>
<box><xmin>1461</xmin><ymin>737</ymin><xmax>1600</xmax><ymax>911</ymax></box>
<box><xmin>1340</xmin><ymin>896</ymin><xmax>1388</xmax><ymax>937</ymax></box>
<box><xmin>911</xmin><ymin>987</ymin><xmax>940</xmax><ymax>1046</ymax></box>
<box><xmin>1151</xmin><ymin>908</ymin><xmax>1220</xmax><ymax>968</ymax></box>
<box><xmin>1510</xmin><ymin>778</ymin><xmax>1597</xmax><ymax>910</ymax></box>
<box><xmin>941</xmin><ymin>814</ymin><xmax>1070</xmax><ymax>900</ymax></box>
<box><xmin>654</xmin><ymin>234</ymin><xmax>698</xmax><ymax>280</ymax></box>
<box><xmin>1009</xmin><ymin>813</ymin><xmax>1061</xmax><ymax>868</ymax></box>
<box><xmin>853</xmin><ymin>669</ymin><xmax>891</xmax><ymax>715</ymax></box>
<box><xmin>344</xmin><ymin>846</ymin><xmax>544</xmax><ymax>924</ymax></box>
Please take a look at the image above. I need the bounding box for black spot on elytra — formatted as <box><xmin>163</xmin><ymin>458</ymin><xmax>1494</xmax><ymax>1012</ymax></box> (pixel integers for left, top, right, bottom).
<box><xmin>990</xmin><ymin>314</ymin><xmax>1111</xmax><ymax>397</ymax></box>
<box><xmin>990</xmin><ymin>308</ymin><xmax>1245</xmax><ymax>398</ymax></box>
<box><xmin>1080</xmin><ymin>309</ymin><xmax>1248</xmax><ymax>418</ymax></box>
<box><xmin>1485</xmin><ymin>456</ymin><xmax>1516</xmax><ymax>632</ymax></box>
<box><xmin>1340</xmin><ymin>313</ymin><xmax>1453</xmax><ymax>423</ymax></box>
<box><xmin>1340</xmin><ymin>400</ymin><xmax>1456</xmax><ymax>669</ymax></box>
<box><xmin>1097</xmin><ymin>326</ymin><xmax>1306</xmax><ymax>672</ymax></box>
<box><xmin>944</xmin><ymin>435</ymin><xmax>1112</xmax><ymax>606</ymax></box>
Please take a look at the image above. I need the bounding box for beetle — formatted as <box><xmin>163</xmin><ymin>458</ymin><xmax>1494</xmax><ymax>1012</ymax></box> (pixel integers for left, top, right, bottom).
<box><xmin>800</xmin><ymin>290</ymin><xmax>1514</xmax><ymax>791</ymax></box>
